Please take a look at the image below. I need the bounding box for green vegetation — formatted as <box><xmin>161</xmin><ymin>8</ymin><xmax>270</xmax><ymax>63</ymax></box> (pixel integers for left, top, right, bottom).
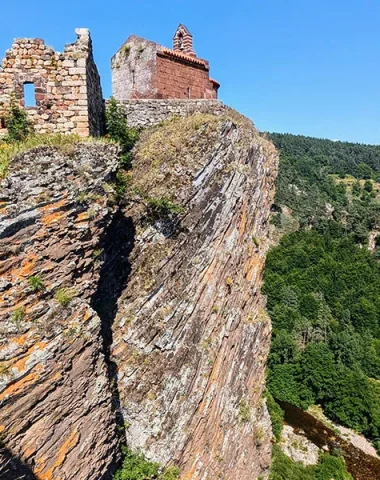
<box><xmin>265</xmin><ymin>392</ymin><xmax>284</xmax><ymax>442</ymax></box>
<box><xmin>106</xmin><ymin>97</ymin><xmax>139</xmax><ymax>168</ymax></box>
<box><xmin>4</xmin><ymin>99</ymin><xmax>33</xmax><ymax>142</ymax></box>
<box><xmin>270</xmin><ymin>446</ymin><xmax>352</xmax><ymax>480</ymax></box>
<box><xmin>265</xmin><ymin>133</ymin><xmax>380</xmax><ymax>450</ymax></box>
<box><xmin>54</xmin><ymin>287</ymin><xmax>76</xmax><ymax>307</ymax></box>
<box><xmin>146</xmin><ymin>196</ymin><xmax>184</xmax><ymax>222</ymax></box>
<box><xmin>11</xmin><ymin>307</ymin><xmax>25</xmax><ymax>330</ymax></box>
<box><xmin>238</xmin><ymin>399</ymin><xmax>251</xmax><ymax>423</ymax></box>
<box><xmin>113</xmin><ymin>447</ymin><xmax>179</xmax><ymax>480</ymax></box>
<box><xmin>269</xmin><ymin>133</ymin><xmax>380</xmax><ymax>246</ymax></box>
<box><xmin>28</xmin><ymin>275</ymin><xmax>44</xmax><ymax>292</ymax></box>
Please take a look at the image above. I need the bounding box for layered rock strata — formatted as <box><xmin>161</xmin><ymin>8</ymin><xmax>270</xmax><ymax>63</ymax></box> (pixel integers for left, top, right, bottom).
<box><xmin>111</xmin><ymin>113</ymin><xmax>278</xmax><ymax>480</ymax></box>
<box><xmin>0</xmin><ymin>112</ymin><xmax>278</xmax><ymax>480</ymax></box>
<box><xmin>0</xmin><ymin>143</ymin><xmax>119</xmax><ymax>480</ymax></box>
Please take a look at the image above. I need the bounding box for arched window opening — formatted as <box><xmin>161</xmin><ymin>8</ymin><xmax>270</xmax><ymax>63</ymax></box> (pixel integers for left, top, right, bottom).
<box><xmin>23</xmin><ymin>82</ymin><xmax>37</xmax><ymax>107</ymax></box>
<box><xmin>178</xmin><ymin>33</ymin><xmax>184</xmax><ymax>51</ymax></box>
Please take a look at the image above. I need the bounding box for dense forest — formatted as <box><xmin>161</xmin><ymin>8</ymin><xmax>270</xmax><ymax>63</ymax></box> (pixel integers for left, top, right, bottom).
<box><xmin>265</xmin><ymin>133</ymin><xmax>380</xmax><ymax>479</ymax></box>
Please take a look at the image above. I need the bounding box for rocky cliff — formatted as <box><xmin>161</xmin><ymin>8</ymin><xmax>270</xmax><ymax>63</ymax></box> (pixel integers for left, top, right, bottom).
<box><xmin>0</xmin><ymin>142</ymin><xmax>120</xmax><ymax>479</ymax></box>
<box><xmin>0</xmin><ymin>112</ymin><xmax>278</xmax><ymax>480</ymax></box>
<box><xmin>111</xmin><ymin>113</ymin><xmax>278</xmax><ymax>479</ymax></box>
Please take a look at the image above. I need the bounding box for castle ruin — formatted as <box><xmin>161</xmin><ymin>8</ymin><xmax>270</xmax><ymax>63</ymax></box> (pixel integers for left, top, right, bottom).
<box><xmin>0</xmin><ymin>25</ymin><xmax>222</xmax><ymax>136</ymax></box>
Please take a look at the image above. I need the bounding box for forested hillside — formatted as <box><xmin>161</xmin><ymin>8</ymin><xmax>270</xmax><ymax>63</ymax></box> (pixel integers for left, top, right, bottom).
<box><xmin>265</xmin><ymin>133</ymin><xmax>380</xmax><ymax>479</ymax></box>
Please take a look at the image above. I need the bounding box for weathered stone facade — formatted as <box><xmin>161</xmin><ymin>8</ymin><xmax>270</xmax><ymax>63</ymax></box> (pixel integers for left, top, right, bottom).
<box><xmin>114</xmin><ymin>99</ymin><xmax>227</xmax><ymax>127</ymax></box>
<box><xmin>0</xmin><ymin>29</ymin><xmax>104</xmax><ymax>137</ymax></box>
<box><xmin>112</xmin><ymin>25</ymin><xmax>220</xmax><ymax>101</ymax></box>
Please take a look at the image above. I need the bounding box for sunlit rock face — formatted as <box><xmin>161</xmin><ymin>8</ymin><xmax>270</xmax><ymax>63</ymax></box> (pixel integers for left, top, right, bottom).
<box><xmin>111</xmin><ymin>113</ymin><xmax>278</xmax><ymax>480</ymax></box>
<box><xmin>0</xmin><ymin>143</ymin><xmax>120</xmax><ymax>480</ymax></box>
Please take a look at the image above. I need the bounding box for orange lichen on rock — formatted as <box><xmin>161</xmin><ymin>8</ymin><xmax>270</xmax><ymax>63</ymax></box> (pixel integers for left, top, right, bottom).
<box><xmin>0</xmin><ymin>365</ymin><xmax>43</xmax><ymax>401</ymax></box>
<box><xmin>11</xmin><ymin>341</ymin><xmax>48</xmax><ymax>373</ymax></box>
<box><xmin>36</xmin><ymin>430</ymin><xmax>80</xmax><ymax>480</ymax></box>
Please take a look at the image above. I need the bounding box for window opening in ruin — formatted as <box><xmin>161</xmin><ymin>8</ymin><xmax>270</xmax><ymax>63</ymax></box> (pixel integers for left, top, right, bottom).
<box><xmin>187</xmin><ymin>87</ymin><xmax>191</xmax><ymax>99</ymax></box>
<box><xmin>23</xmin><ymin>82</ymin><xmax>37</xmax><ymax>107</ymax></box>
<box><xmin>132</xmin><ymin>70</ymin><xmax>136</xmax><ymax>87</ymax></box>
<box><xmin>0</xmin><ymin>117</ymin><xmax>6</xmax><ymax>129</ymax></box>
<box><xmin>178</xmin><ymin>33</ymin><xmax>184</xmax><ymax>50</ymax></box>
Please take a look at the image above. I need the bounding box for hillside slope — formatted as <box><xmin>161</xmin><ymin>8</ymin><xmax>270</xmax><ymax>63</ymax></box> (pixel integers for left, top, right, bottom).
<box><xmin>266</xmin><ymin>132</ymin><xmax>380</xmax><ymax>480</ymax></box>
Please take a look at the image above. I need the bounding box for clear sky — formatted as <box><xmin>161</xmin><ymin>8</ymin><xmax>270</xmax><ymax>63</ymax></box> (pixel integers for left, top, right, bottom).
<box><xmin>1</xmin><ymin>0</ymin><xmax>379</xmax><ymax>144</ymax></box>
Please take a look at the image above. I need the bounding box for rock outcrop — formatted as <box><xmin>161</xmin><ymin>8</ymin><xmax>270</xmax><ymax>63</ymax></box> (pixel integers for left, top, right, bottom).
<box><xmin>0</xmin><ymin>111</ymin><xmax>278</xmax><ymax>480</ymax></box>
<box><xmin>111</xmin><ymin>113</ymin><xmax>278</xmax><ymax>479</ymax></box>
<box><xmin>0</xmin><ymin>142</ymin><xmax>120</xmax><ymax>479</ymax></box>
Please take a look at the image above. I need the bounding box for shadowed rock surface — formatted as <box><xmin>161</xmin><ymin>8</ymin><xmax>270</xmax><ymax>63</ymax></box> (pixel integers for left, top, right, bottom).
<box><xmin>0</xmin><ymin>143</ymin><xmax>120</xmax><ymax>480</ymax></box>
<box><xmin>111</xmin><ymin>113</ymin><xmax>278</xmax><ymax>480</ymax></box>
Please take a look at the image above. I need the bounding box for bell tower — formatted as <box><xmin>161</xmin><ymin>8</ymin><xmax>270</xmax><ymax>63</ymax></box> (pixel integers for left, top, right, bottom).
<box><xmin>173</xmin><ymin>24</ymin><xmax>196</xmax><ymax>57</ymax></box>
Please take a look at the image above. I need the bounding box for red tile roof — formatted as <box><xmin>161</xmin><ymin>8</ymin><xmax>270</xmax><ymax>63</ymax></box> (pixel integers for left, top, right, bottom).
<box><xmin>159</xmin><ymin>47</ymin><xmax>209</xmax><ymax>68</ymax></box>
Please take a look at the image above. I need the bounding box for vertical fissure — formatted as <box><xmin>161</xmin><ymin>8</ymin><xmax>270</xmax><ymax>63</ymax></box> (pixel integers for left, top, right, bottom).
<box><xmin>90</xmin><ymin>209</ymin><xmax>136</xmax><ymax>475</ymax></box>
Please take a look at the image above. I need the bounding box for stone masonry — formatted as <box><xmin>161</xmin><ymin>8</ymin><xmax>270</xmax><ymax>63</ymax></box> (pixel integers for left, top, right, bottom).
<box><xmin>112</xmin><ymin>25</ymin><xmax>220</xmax><ymax>101</ymax></box>
<box><xmin>115</xmin><ymin>99</ymin><xmax>227</xmax><ymax>127</ymax></box>
<box><xmin>0</xmin><ymin>28</ymin><xmax>104</xmax><ymax>137</ymax></box>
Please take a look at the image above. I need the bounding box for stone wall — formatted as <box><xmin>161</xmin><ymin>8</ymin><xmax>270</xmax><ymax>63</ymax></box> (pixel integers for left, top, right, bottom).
<box><xmin>0</xmin><ymin>28</ymin><xmax>104</xmax><ymax>137</ymax></box>
<box><xmin>115</xmin><ymin>99</ymin><xmax>227</xmax><ymax>127</ymax></box>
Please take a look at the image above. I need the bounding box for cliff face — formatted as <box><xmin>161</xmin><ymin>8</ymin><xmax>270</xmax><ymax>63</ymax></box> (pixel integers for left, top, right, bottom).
<box><xmin>0</xmin><ymin>112</ymin><xmax>278</xmax><ymax>480</ymax></box>
<box><xmin>0</xmin><ymin>143</ymin><xmax>120</xmax><ymax>479</ymax></box>
<box><xmin>111</xmin><ymin>113</ymin><xmax>278</xmax><ymax>479</ymax></box>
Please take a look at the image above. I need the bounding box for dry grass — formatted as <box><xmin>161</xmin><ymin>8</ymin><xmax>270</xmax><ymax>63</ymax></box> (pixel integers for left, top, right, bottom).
<box><xmin>0</xmin><ymin>134</ymin><xmax>114</xmax><ymax>179</ymax></box>
<box><xmin>131</xmin><ymin>111</ymin><xmax>276</xmax><ymax>202</ymax></box>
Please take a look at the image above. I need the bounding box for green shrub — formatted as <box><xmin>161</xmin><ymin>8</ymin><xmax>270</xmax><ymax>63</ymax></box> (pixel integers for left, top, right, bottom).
<box><xmin>364</xmin><ymin>180</ymin><xmax>373</xmax><ymax>192</ymax></box>
<box><xmin>11</xmin><ymin>307</ymin><xmax>25</xmax><ymax>331</ymax></box>
<box><xmin>5</xmin><ymin>99</ymin><xmax>33</xmax><ymax>142</ymax></box>
<box><xmin>54</xmin><ymin>287</ymin><xmax>76</xmax><ymax>307</ymax></box>
<box><xmin>270</xmin><ymin>446</ymin><xmax>352</xmax><ymax>480</ymax></box>
<box><xmin>113</xmin><ymin>447</ymin><xmax>179</xmax><ymax>480</ymax></box>
<box><xmin>265</xmin><ymin>392</ymin><xmax>284</xmax><ymax>442</ymax></box>
<box><xmin>238</xmin><ymin>399</ymin><xmax>251</xmax><ymax>423</ymax></box>
<box><xmin>146</xmin><ymin>197</ymin><xmax>184</xmax><ymax>222</ymax></box>
<box><xmin>315</xmin><ymin>454</ymin><xmax>352</xmax><ymax>480</ymax></box>
<box><xmin>106</xmin><ymin>97</ymin><xmax>139</xmax><ymax>168</ymax></box>
<box><xmin>28</xmin><ymin>275</ymin><xmax>44</xmax><ymax>292</ymax></box>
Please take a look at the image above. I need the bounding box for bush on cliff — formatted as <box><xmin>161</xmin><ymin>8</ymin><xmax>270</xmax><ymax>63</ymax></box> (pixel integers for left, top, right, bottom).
<box><xmin>113</xmin><ymin>447</ymin><xmax>179</xmax><ymax>480</ymax></box>
<box><xmin>106</xmin><ymin>97</ymin><xmax>139</xmax><ymax>167</ymax></box>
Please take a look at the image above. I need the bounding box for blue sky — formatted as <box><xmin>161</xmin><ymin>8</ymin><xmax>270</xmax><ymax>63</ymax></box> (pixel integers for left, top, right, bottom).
<box><xmin>1</xmin><ymin>0</ymin><xmax>380</xmax><ymax>144</ymax></box>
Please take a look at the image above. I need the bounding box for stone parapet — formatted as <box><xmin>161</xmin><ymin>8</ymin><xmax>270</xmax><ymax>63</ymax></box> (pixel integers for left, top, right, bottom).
<box><xmin>114</xmin><ymin>99</ymin><xmax>227</xmax><ymax>127</ymax></box>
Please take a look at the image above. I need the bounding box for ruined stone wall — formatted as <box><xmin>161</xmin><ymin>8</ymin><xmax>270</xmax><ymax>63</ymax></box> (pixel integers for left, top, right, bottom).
<box><xmin>0</xmin><ymin>28</ymin><xmax>104</xmax><ymax>137</ymax></box>
<box><xmin>156</xmin><ymin>52</ymin><xmax>217</xmax><ymax>99</ymax></box>
<box><xmin>115</xmin><ymin>99</ymin><xmax>227</xmax><ymax>127</ymax></box>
